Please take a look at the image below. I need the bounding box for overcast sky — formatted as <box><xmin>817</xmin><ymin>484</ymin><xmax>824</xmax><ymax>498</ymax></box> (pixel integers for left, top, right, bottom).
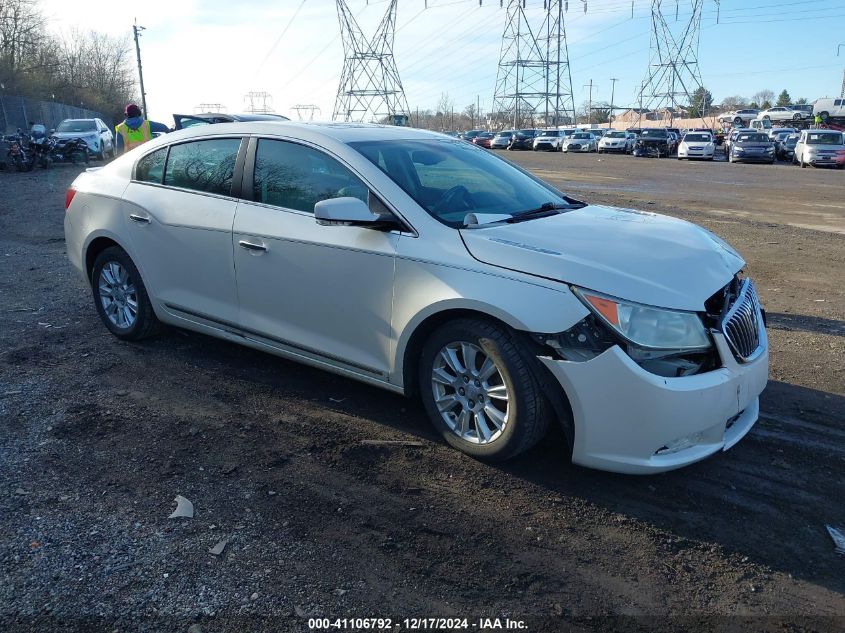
<box><xmin>40</xmin><ymin>0</ymin><xmax>845</xmax><ymax>125</ymax></box>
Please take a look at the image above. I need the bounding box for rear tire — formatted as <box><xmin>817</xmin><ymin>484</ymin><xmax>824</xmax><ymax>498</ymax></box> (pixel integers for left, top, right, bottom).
<box><xmin>418</xmin><ymin>318</ymin><xmax>548</xmax><ymax>462</ymax></box>
<box><xmin>91</xmin><ymin>246</ymin><xmax>161</xmax><ymax>341</ymax></box>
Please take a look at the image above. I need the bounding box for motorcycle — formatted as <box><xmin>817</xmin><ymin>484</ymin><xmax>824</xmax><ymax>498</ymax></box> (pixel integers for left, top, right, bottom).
<box><xmin>4</xmin><ymin>131</ymin><xmax>35</xmax><ymax>172</ymax></box>
<box><xmin>30</xmin><ymin>135</ymin><xmax>56</xmax><ymax>169</ymax></box>
<box><xmin>50</xmin><ymin>137</ymin><xmax>90</xmax><ymax>165</ymax></box>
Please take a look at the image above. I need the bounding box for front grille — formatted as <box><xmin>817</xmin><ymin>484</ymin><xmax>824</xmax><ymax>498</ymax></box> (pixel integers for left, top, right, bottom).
<box><xmin>720</xmin><ymin>279</ymin><xmax>762</xmax><ymax>362</ymax></box>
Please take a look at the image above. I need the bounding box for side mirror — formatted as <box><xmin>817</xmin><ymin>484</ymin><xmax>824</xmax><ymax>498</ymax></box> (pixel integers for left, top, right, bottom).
<box><xmin>314</xmin><ymin>197</ymin><xmax>396</xmax><ymax>229</ymax></box>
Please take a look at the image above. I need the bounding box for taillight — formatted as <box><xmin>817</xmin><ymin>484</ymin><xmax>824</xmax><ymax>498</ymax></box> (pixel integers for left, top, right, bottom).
<box><xmin>65</xmin><ymin>188</ymin><xmax>76</xmax><ymax>211</ymax></box>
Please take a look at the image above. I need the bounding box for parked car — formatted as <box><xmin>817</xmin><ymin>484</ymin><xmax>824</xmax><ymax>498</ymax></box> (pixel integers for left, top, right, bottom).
<box><xmin>460</xmin><ymin>130</ymin><xmax>485</xmax><ymax>143</ymax></box>
<box><xmin>64</xmin><ymin>122</ymin><xmax>768</xmax><ymax>474</ymax></box>
<box><xmin>533</xmin><ymin>130</ymin><xmax>565</xmax><ymax>152</ymax></box>
<box><xmin>718</xmin><ymin>109</ymin><xmax>759</xmax><ymax>126</ymax></box>
<box><xmin>561</xmin><ymin>132</ymin><xmax>597</xmax><ymax>153</ymax></box>
<box><xmin>677</xmin><ymin>132</ymin><xmax>715</xmax><ymax>161</ymax></box>
<box><xmin>724</xmin><ymin>128</ymin><xmax>755</xmax><ymax>156</ymax></box>
<box><xmin>597</xmin><ymin>130</ymin><xmax>635</xmax><ymax>154</ymax></box>
<box><xmin>666</xmin><ymin>132</ymin><xmax>680</xmax><ymax>154</ymax></box>
<box><xmin>759</xmin><ymin>106</ymin><xmax>808</xmax><ymax>122</ymax></box>
<box><xmin>54</xmin><ymin>118</ymin><xmax>115</xmax><ymax>160</ymax></box>
<box><xmin>507</xmin><ymin>129</ymin><xmax>539</xmax><ymax>151</ymax></box>
<box><xmin>749</xmin><ymin>117</ymin><xmax>773</xmax><ymax>133</ymax></box>
<box><xmin>490</xmin><ymin>131</ymin><xmax>515</xmax><ymax>149</ymax></box>
<box><xmin>790</xmin><ymin>104</ymin><xmax>814</xmax><ymax>119</ymax></box>
<box><xmin>173</xmin><ymin>112</ymin><xmax>289</xmax><ymax>130</ymax></box>
<box><xmin>768</xmin><ymin>127</ymin><xmax>798</xmax><ymax>140</ymax></box>
<box><xmin>728</xmin><ymin>132</ymin><xmax>776</xmax><ymax>164</ymax></box>
<box><xmin>632</xmin><ymin>128</ymin><xmax>673</xmax><ymax>157</ymax></box>
<box><xmin>473</xmin><ymin>132</ymin><xmax>495</xmax><ymax>149</ymax></box>
<box><xmin>811</xmin><ymin>98</ymin><xmax>845</xmax><ymax>123</ymax></box>
<box><xmin>775</xmin><ymin>133</ymin><xmax>800</xmax><ymax>161</ymax></box>
<box><xmin>793</xmin><ymin>129</ymin><xmax>845</xmax><ymax>168</ymax></box>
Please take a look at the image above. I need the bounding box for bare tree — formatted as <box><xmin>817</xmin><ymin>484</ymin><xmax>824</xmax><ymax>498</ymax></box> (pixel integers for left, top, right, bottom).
<box><xmin>0</xmin><ymin>0</ymin><xmax>137</xmax><ymax>121</ymax></box>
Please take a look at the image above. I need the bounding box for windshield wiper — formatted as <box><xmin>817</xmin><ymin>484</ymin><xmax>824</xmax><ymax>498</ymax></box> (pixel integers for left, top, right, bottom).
<box><xmin>508</xmin><ymin>200</ymin><xmax>585</xmax><ymax>222</ymax></box>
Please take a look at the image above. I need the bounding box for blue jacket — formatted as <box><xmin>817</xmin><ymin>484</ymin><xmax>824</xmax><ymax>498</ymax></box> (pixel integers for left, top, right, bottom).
<box><xmin>115</xmin><ymin>116</ymin><xmax>170</xmax><ymax>152</ymax></box>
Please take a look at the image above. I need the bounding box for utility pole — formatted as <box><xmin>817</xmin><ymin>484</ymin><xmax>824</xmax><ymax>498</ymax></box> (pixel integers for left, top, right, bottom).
<box><xmin>838</xmin><ymin>44</ymin><xmax>845</xmax><ymax>98</ymax></box>
<box><xmin>132</xmin><ymin>20</ymin><xmax>147</xmax><ymax>118</ymax></box>
<box><xmin>608</xmin><ymin>78</ymin><xmax>619</xmax><ymax>128</ymax></box>
<box><xmin>583</xmin><ymin>80</ymin><xmax>594</xmax><ymax>126</ymax></box>
<box><xmin>477</xmin><ymin>94</ymin><xmax>480</xmax><ymax>129</ymax></box>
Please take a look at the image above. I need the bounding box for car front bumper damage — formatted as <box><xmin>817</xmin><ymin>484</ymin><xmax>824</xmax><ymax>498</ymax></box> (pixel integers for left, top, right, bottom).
<box><xmin>538</xmin><ymin>329</ymin><xmax>768</xmax><ymax>474</ymax></box>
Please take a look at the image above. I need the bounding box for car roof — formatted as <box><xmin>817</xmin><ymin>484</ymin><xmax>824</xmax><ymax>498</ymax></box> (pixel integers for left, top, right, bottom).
<box><xmin>150</xmin><ymin>121</ymin><xmax>447</xmax><ymax>145</ymax></box>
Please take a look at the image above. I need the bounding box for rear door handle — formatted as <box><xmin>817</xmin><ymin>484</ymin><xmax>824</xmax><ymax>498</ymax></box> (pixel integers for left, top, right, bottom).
<box><xmin>238</xmin><ymin>240</ymin><xmax>267</xmax><ymax>252</ymax></box>
<box><xmin>129</xmin><ymin>213</ymin><xmax>151</xmax><ymax>224</ymax></box>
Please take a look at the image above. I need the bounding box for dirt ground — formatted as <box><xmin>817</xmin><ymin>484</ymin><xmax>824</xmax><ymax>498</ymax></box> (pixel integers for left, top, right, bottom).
<box><xmin>1</xmin><ymin>152</ymin><xmax>843</xmax><ymax>633</ymax></box>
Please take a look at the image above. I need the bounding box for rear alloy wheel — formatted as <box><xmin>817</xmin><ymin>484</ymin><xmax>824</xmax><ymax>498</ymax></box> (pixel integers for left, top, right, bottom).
<box><xmin>91</xmin><ymin>246</ymin><xmax>161</xmax><ymax>341</ymax></box>
<box><xmin>419</xmin><ymin>319</ymin><xmax>548</xmax><ymax>461</ymax></box>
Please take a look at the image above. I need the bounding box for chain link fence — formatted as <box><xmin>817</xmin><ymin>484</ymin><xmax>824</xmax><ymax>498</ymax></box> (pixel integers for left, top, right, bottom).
<box><xmin>0</xmin><ymin>94</ymin><xmax>111</xmax><ymax>134</ymax></box>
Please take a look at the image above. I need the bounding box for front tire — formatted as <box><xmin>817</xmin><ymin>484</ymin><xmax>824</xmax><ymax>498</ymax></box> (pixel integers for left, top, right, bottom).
<box><xmin>91</xmin><ymin>246</ymin><xmax>161</xmax><ymax>341</ymax></box>
<box><xmin>418</xmin><ymin>319</ymin><xmax>548</xmax><ymax>462</ymax></box>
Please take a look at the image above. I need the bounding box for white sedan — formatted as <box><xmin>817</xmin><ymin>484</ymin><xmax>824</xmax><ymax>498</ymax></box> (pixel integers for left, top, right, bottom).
<box><xmin>561</xmin><ymin>132</ymin><xmax>597</xmax><ymax>152</ymax></box>
<box><xmin>597</xmin><ymin>131</ymin><xmax>635</xmax><ymax>153</ymax></box>
<box><xmin>64</xmin><ymin>122</ymin><xmax>768</xmax><ymax>474</ymax></box>
<box><xmin>677</xmin><ymin>132</ymin><xmax>716</xmax><ymax>160</ymax></box>
<box><xmin>759</xmin><ymin>106</ymin><xmax>808</xmax><ymax>122</ymax></box>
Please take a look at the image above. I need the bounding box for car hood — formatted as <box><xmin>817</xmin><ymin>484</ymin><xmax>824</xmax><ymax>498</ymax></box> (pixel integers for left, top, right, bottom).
<box><xmin>53</xmin><ymin>131</ymin><xmax>96</xmax><ymax>139</ymax></box>
<box><xmin>460</xmin><ymin>205</ymin><xmax>744</xmax><ymax>311</ymax></box>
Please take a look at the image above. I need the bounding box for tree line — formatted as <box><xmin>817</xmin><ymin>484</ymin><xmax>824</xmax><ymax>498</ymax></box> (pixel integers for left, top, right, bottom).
<box><xmin>0</xmin><ymin>0</ymin><xmax>137</xmax><ymax>124</ymax></box>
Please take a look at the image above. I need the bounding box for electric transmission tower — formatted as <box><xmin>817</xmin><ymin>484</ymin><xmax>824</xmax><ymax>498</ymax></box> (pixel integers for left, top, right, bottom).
<box><xmin>291</xmin><ymin>104</ymin><xmax>322</xmax><ymax>121</ymax></box>
<box><xmin>244</xmin><ymin>91</ymin><xmax>275</xmax><ymax>114</ymax></box>
<box><xmin>491</xmin><ymin>1</ymin><xmax>577</xmax><ymax>129</ymax></box>
<box><xmin>333</xmin><ymin>0</ymin><xmax>410</xmax><ymax>124</ymax></box>
<box><xmin>636</xmin><ymin>0</ymin><xmax>707</xmax><ymax>125</ymax></box>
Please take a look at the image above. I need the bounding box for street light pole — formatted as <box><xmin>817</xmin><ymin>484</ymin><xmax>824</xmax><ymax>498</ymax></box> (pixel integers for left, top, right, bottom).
<box><xmin>838</xmin><ymin>43</ymin><xmax>845</xmax><ymax>98</ymax></box>
<box><xmin>133</xmin><ymin>20</ymin><xmax>148</xmax><ymax>118</ymax></box>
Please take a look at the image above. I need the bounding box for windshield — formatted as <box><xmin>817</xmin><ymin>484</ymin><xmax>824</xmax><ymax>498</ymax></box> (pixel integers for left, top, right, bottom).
<box><xmin>806</xmin><ymin>132</ymin><xmax>843</xmax><ymax>145</ymax></box>
<box><xmin>572</xmin><ymin>133</ymin><xmax>591</xmax><ymax>139</ymax></box>
<box><xmin>351</xmin><ymin>139</ymin><xmax>570</xmax><ymax>227</ymax></box>
<box><xmin>683</xmin><ymin>133</ymin><xmax>711</xmax><ymax>142</ymax></box>
<box><xmin>539</xmin><ymin>130</ymin><xmax>560</xmax><ymax>137</ymax></box>
<box><xmin>737</xmin><ymin>134</ymin><xmax>769</xmax><ymax>143</ymax></box>
<box><xmin>641</xmin><ymin>130</ymin><xmax>667</xmax><ymax>138</ymax></box>
<box><xmin>56</xmin><ymin>120</ymin><xmax>96</xmax><ymax>133</ymax></box>
<box><xmin>518</xmin><ymin>129</ymin><xmax>537</xmax><ymax>136</ymax></box>
<box><xmin>606</xmin><ymin>131</ymin><xmax>626</xmax><ymax>138</ymax></box>
<box><xmin>494</xmin><ymin>132</ymin><xmax>513</xmax><ymax>138</ymax></box>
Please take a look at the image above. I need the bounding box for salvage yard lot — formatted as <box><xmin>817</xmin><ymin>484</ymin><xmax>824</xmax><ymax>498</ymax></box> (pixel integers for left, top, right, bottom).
<box><xmin>1</xmin><ymin>155</ymin><xmax>843</xmax><ymax>631</ymax></box>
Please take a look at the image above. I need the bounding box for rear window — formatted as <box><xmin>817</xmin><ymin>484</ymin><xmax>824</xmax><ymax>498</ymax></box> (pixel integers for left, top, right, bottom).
<box><xmin>806</xmin><ymin>132</ymin><xmax>843</xmax><ymax>145</ymax></box>
<box><xmin>136</xmin><ymin>147</ymin><xmax>167</xmax><ymax>184</ymax></box>
<box><xmin>163</xmin><ymin>138</ymin><xmax>241</xmax><ymax>196</ymax></box>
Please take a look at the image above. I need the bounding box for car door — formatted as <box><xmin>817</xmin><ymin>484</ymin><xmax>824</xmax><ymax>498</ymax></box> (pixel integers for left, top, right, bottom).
<box><xmin>232</xmin><ymin>137</ymin><xmax>398</xmax><ymax>378</ymax></box>
<box><xmin>122</xmin><ymin>137</ymin><xmax>245</xmax><ymax>326</ymax></box>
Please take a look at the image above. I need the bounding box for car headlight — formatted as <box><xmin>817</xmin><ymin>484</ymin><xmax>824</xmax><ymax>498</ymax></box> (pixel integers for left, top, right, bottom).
<box><xmin>572</xmin><ymin>287</ymin><xmax>711</xmax><ymax>350</ymax></box>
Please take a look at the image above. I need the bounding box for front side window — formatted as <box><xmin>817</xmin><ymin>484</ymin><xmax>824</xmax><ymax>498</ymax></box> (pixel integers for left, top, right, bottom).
<box><xmin>163</xmin><ymin>138</ymin><xmax>241</xmax><ymax>196</ymax></box>
<box><xmin>351</xmin><ymin>138</ymin><xmax>572</xmax><ymax>227</ymax></box>
<box><xmin>253</xmin><ymin>139</ymin><xmax>368</xmax><ymax>213</ymax></box>
<box><xmin>136</xmin><ymin>147</ymin><xmax>167</xmax><ymax>184</ymax></box>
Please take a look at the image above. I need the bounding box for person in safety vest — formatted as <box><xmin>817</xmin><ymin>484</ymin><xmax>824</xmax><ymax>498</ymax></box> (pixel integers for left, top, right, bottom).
<box><xmin>115</xmin><ymin>104</ymin><xmax>169</xmax><ymax>154</ymax></box>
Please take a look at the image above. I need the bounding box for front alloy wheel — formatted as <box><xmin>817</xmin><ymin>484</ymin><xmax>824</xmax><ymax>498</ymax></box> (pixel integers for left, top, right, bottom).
<box><xmin>419</xmin><ymin>319</ymin><xmax>549</xmax><ymax>461</ymax></box>
<box><xmin>431</xmin><ymin>341</ymin><xmax>509</xmax><ymax>445</ymax></box>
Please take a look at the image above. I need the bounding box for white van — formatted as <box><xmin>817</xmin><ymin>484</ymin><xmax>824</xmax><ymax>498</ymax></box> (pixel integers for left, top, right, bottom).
<box><xmin>749</xmin><ymin>117</ymin><xmax>773</xmax><ymax>132</ymax></box>
<box><xmin>812</xmin><ymin>98</ymin><xmax>845</xmax><ymax>122</ymax></box>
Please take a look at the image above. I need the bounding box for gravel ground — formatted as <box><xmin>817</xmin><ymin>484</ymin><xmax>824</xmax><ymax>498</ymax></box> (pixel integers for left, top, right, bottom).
<box><xmin>1</xmin><ymin>154</ymin><xmax>843</xmax><ymax>633</ymax></box>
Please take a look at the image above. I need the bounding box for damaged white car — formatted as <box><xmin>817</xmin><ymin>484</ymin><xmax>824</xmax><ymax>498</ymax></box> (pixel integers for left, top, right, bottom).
<box><xmin>64</xmin><ymin>123</ymin><xmax>768</xmax><ymax>474</ymax></box>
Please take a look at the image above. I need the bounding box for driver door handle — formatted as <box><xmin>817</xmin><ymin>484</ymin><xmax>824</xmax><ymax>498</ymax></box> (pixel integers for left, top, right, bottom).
<box><xmin>129</xmin><ymin>213</ymin><xmax>151</xmax><ymax>224</ymax></box>
<box><xmin>238</xmin><ymin>240</ymin><xmax>267</xmax><ymax>252</ymax></box>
